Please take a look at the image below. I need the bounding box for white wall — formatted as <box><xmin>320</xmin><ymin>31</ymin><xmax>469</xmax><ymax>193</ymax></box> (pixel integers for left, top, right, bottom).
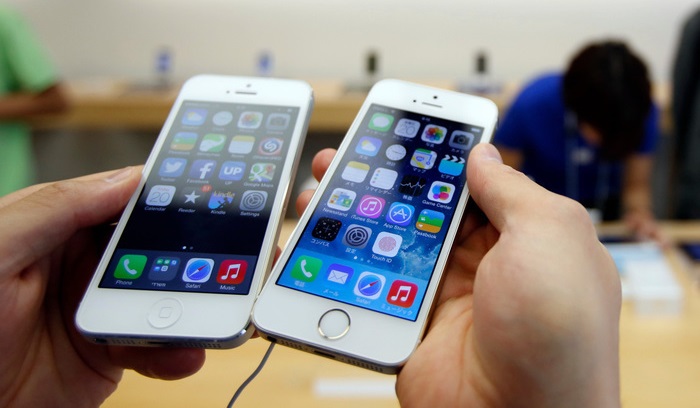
<box><xmin>7</xmin><ymin>0</ymin><xmax>699</xmax><ymax>84</ymax></box>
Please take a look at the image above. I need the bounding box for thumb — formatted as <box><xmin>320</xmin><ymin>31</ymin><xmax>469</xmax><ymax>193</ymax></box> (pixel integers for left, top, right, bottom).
<box><xmin>466</xmin><ymin>143</ymin><xmax>554</xmax><ymax>232</ymax></box>
<box><xmin>0</xmin><ymin>167</ymin><xmax>141</xmax><ymax>277</ymax></box>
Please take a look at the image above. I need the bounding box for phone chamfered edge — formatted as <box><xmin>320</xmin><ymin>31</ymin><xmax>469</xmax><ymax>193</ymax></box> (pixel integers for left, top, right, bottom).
<box><xmin>75</xmin><ymin>75</ymin><xmax>314</xmax><ymax>349</ymax></box>
<box><xmin>252</xmin><ymin>79</ymin><xmax>497</xmax><ymax>368</ymax></box>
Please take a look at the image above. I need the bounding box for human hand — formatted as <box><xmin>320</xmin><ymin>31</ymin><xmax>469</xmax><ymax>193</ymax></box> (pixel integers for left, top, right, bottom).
<box><xmin>299</xmin><ymin>144</ymin><xmax>621</xmax><ymax>407</ymax></box>
<box><xmin>396</xmin><ymin>143</ymin><xmax>621</xmax><ymax>407</ymax></box>
<box><xmin>0</xmin><ymin>168</ymin><xmax>205</xmax><ymax>407</ymax></box>
<box><xmin>624</xmin><ymin>208</ymin><xmax>669</xmax><ymax>247</ymax></box>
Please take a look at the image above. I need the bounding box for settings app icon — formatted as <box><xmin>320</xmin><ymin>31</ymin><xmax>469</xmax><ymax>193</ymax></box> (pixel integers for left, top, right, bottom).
<box><xmin>240</xmin><ymin>190</ymin><xmax>268</xmax><ymax>212</ymax></box>
<box><xmin>342</xmin><ymin>224</ymin><xmax>373</xmax><ymax>249</ymax></box>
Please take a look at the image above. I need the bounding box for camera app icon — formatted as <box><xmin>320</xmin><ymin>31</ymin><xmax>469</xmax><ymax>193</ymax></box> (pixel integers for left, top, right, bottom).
<box><xmin>449</xmin><ymin>131</ymin><xmax>475</xmax><ymax>150</ymax></box>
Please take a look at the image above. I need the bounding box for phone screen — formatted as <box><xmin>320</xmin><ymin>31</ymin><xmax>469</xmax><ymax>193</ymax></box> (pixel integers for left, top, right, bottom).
<box><xmin>98</xmin><ymin>100</ymin><xmax>300</xmax><ymax>295</ymax></box>
<box><xmin>276</xmin><ymin>103</ymin><xmax>484</xmax><ymax>321</ymax></box>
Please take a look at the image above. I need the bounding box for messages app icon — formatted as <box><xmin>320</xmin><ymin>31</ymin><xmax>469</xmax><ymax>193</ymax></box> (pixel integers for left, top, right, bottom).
<box><xmin>368</xmin><ymin>113</ymin><xmax>394</xmax><ymax>132</ymax></box>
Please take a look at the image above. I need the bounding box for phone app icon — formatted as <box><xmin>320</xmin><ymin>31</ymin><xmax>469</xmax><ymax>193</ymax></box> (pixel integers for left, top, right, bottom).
<box><xmin>212</xmin><ymin>111</ymin><xmax>234</xmax><ymax>126</ymax></box>
<box><xmin>416</xmin><ymin>209</ymin><xmax>445</xmax><ymax>233</ymax></box>
<box><xmin>258</xmin><ymin>138</ymin><xmax>284</xmax><ymax>156</ymax></box>
<box><xmin>240</xmin><ymin>190</ymin><xmax>268</xmax><ymax>212</ymax></box>
<box><xmin>372</xmin><ymin>232</ymin><xmax>403</xmax><ymax>257</ymax></box>
<box><xmin>410</xmin><ymin>148</ymin><xmax>438</xmax><ymax>170</ymax></box>
<box><xmin>182</xmin><ymin>108</ymin><xmax>207</xmax><ymax>126</ymax></box>
<box><xmin>291</xmin><ymin>255</ymin><xmax>322</xmax><ymax>282</ymax></box>
<box><xmin>199</xmin><ymin>133</ymin><xmax>226</xmax><ymax>152</ymax></box>
<box><xmin>208</xmin><ymin>190</ymin><xmax>235</xmax><ymax>210</ymax></box>
<box><xmin>449</xmin><ymin>131</ymin><xmax>475</xmax><ymax>150</ymax></box>
<box><xmin>355</xmin><ymin>195</ymin><xmax>385</xmax><ymax>219</ymax></box>
<box><xmin>146</xmin><ymin>185</ymin><xmax>176</xmax><ymax>206</ymax></box>
<box><xmin>217</xmin><ymin>260</ymin><xmax>247</xmax><ymax>285</ymax></box>
<box><xmin>311</xmin><ymin>217</ymin><xmax>343</xmax><ymax>241</ymax></box>
<box><xmin>398</xmin><ymin>175</ymin><xmax>427</xmax><ymax>196</ymax></box>
<box><xmin>370</xmin><ymin>167</ymin><xmax>398</xmax><ymax>190</ymax></box>
<box><xmin>355</xmin><ymin>136</ymin><xmax>382</xmax><ymax>156</ymax></box>
<box><xmin>327</xmin><ymin>188</ymin><xmax>356</xmax><ymax>211</ymax></box>
<box><xmin>229</xmin><ymin>135</ymin><xmax>256</xmax><ymax>154</ymax></box>
<box><xmin>428</xmin><ymin>181</ymin><xmax>455</xmax><ymax>203</ymax></box>
<box><xmin>386</xmin><ymin>202</ymin><xmax>415</xmax><ymax>227</ymax></box>
<box><xmin>385</xmin><ymin>144</ymin><xmax>407</xmax><ymax>161</ymax></box>
<box><xmin>266</xmin><ymin>113</ymin><xmax>291</xmax><ymax>130</ymax></box>
<box><xmin>354</xmin><ymin>272</ymin><xmax>386</xmax><ymax>299</ymax></box>
<box><xmin>421</xmin><ymin>124</ymin><xmax>447</xmax><ymax>144</ymax></box>
<box><xmin>368</xmin><ymin>112</ymin><xmax>395</xmax><ymax>132</ymax></box>
<box><xmin>394</xmin><ymin>118</ymin><xmax>420</xmax><ymax>138</ymax></box>
<box><xmin>219</xmin><ymin>161</ymin><xmax>246</xmax><ymax>181</ymax></box>
<box><xmin>114</xmin><ymin>254</ymin><xmax>147</xmax><ymax>279</ymax></box>
<box><xmin>189</xmin><ymin>160</ymin><xmax>217</xmax><ymax>180</ymax></box>
<box><xmin>438</xmin><ymin>155</ymin><xmax>466</xmax><ymax>176</ymax></box>
<box><xmin>238</xmin><ymin>111</ymin><xmax>263</xmax><ymax>129</ymax></box>
<box><xmin>182</xmin><ymin>258</ymin><xmax>214</xmax><ymax>283</ymax></box>
<box><xmin>341</xmin><ymin>161</ymin><xmax>370</xmax><ymax>183</ymax></box>
<box><xmin>249</xmin><ymin>163</ymin><xmax>276</xmax><ymax>183</ymax></box>
<box><xmin>171</xmin><ymin>132</ymin><xmax>198</xmax><ymax>151</ymax></box>
<box><xmin>148</xmin><ymin>257</ymin><xmax>180</xmax><ymax>282</ymax></box>
<box><xmin>342</xmin><ymin>224</ymin><xmax>373</xmax><ymax>249</ymax></box>
<box><xmin>387</xmin><ymin>280</ymin><xmax>418</xmax><ymax>307</ymax></box>
<box><xmin>159</xmin><ymin>158</ymin><xmax>187</xmax><ymax>178</ymax></box>
<box><xmin>327</xmin><ymin>263</ymin><xmax>354</xmax><ymax>285</ymax></box>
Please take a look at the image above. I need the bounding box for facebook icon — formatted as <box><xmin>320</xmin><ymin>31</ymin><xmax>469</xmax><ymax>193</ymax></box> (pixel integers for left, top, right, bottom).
<box><xmin>189</xmin><ymin>160</ymin><xmax>216</xmax><ymax>180</ymax></box>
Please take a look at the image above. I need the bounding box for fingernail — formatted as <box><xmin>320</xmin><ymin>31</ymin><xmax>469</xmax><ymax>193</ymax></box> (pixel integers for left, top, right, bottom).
<box><xmin>478</xmin><ymin>143</ymin><xmax>503</xmax><ymax>163</ymax></box>
<box><xmin>104</xmin><ymin>167</ymin><xmax>133</xmax><ymax>183</ymax></box>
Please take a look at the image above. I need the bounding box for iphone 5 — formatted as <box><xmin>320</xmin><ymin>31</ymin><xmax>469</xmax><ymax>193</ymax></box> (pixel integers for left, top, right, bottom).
<box><xmin>76</xmin><ymin>75</ymin><xmax>313</xmax><ymax>348</ymax></box>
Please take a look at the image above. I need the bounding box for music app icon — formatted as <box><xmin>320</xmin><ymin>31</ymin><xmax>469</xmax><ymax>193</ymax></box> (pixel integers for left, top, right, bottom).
<box><xmin>386</xmin><ymin>280</ymin><xmax>418</xmax><ymax>308</ymax></box>
<box><xmin>217</xmin><ymin>260</ymin><xmax>248</xmax><ymax>285</ymax></box>
<box><xmin>355</xmin><ymin>195</ymin><xmax>386</xmax><ymax>219</ymax></box>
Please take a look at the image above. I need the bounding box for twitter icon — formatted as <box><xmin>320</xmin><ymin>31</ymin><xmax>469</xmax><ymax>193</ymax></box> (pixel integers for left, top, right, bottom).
<box><xmin>159</xmin><ymin>158</ymin><xmax>188</xmax><ymax>178</ymax></box>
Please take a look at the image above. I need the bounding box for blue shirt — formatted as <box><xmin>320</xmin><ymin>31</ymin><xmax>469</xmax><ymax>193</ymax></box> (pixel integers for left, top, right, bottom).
<box><xmin>494</xmin><ymin>73</ymin><xmax>660</xmax><ymax>206</ymax></box>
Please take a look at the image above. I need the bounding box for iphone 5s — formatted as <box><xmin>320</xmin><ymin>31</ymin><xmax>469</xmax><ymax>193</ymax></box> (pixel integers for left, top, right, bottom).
<box><xmin>253</xmin><ymin>79</ymin><xmax>497</xmax><ymax>371</ymax></box>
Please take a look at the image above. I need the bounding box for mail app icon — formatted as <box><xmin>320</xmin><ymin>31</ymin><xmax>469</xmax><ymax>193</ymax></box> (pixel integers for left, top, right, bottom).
<box><xmin>326</xmin><ymin>263</ymin><xmax>354</xmax><ymax>285</ymax></box>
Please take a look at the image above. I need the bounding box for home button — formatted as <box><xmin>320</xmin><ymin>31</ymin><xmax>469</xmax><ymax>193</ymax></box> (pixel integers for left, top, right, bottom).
<box><xmin>318</xmin><ymin>309</ymin><xmax>350</xmax><ymax>340</ymax></box>
<box><xmin>147</xmin><ymin>298</ymin><xmax>183</xmax><ymax>329</ymax></box>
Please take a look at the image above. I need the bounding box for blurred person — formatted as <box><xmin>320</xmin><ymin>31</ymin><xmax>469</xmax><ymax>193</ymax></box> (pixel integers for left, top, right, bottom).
<box><xmin>0</xmin><ymin>4</ymin><xmax>69</xmax><ymax>196</ymax></box>
<box><xmin>672</xmin><ymin>8</ymin><xmax>700</xmax><ymax>219</ymax></box>
<box><xmin>494</xmin><ymin>40</ymin><xmax>662</xmax><ymax>242</ymax></box>
<box><xmin>0</xmin><ymin>144</ymin><xmax>621</xmax><ymax>407</ymax></box>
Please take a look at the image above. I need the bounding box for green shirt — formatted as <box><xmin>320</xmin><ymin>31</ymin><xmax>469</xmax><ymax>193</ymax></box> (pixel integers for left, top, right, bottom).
<box><xmin>0</xmin><ymin>5</ymin><xmax>58</xmax><ymax>195</ymax></box>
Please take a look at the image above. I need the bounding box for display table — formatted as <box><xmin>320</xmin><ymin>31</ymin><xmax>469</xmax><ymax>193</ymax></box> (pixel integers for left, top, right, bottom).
<box><xmin>30</xmin><ymin>78</ymin><xmax>671</xmax><ymax>134</ymax></box>
<box><xmin>102</xmin><ymin>221</ymin><xmax>700</xmax><ymax>408</ymax></box>
<box><xmin>25</xmin><ymin>78</ymin><xmax>523</xmax><ymax>134</ymax></box>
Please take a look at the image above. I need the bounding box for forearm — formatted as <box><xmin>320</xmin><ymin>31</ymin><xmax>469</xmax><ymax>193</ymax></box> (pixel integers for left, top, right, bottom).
<box><xmin>0</xmin><ymin>85</ymin><xmax>69</xmax><ymax>120</ymax></box>
<box><xmin>622</xmin><ymin>183</ymin><xmax>653</xmax><ymax>217</ymax></box>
